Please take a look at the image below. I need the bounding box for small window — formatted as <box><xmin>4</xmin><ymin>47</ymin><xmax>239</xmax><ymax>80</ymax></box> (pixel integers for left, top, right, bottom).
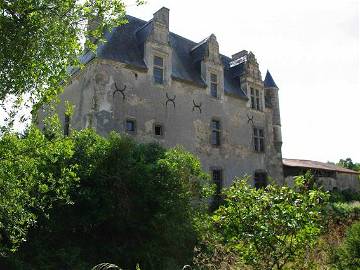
<box><xmin>210</xmin><ymin>73</ymin><xmax>218</xmax><ymax>98</ymax></box>
<box><xmin>153</xmin><ymin>56</ymin><xmax>164</xmax><ymax>84</ymax></box>
<box><xmin>211</xmin><ymin>168</ymin><xmax>223</xmax><ymax>211</ymax></box>
<box><xmin>253</xmin><ymin>127</ymin><xmax>265</xmax><ymax>152</ymax></box>
<box><xmin>154</xmin><ymin>124</ymin><xmax>163</xmax><ymax>136</ymax></box>
<box><xmin>251</xmin><ymin>88</ymin><xmax>262</xmax><ymax>111</ymax></box>
<box><xmin>211</xmin><ymin>119</ymin><xmax>221</xmax><ymax>146</ymax></box>
<box><xmin>126</xmin><ymin>119</ymin><xmax>136</xmax><ymax>133</ymax></box>
<box><xmin>254</xmin><ymin>172</ymin><xmax>267</xmax><ymax>189</ymax></box>
<box><xmin>64</xmin><ymin>114</ymin><xmax>70</xmax><ymax>136</ymax></box>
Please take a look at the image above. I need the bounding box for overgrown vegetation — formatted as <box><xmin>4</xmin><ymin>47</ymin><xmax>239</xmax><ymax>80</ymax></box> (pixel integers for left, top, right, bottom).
<box><xmin>1</xmin><ymin>119</ymin><xmax>360</xmax><ymax>269</ymax></box>
<box><xmin>0</xmin><ymin>122</ymin><xmax>210</xmax><ymax>269</ymax></box>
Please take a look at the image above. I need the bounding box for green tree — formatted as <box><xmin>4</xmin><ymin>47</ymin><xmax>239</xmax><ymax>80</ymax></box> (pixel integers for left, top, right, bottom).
<box><xmin>2</xmin><ymin>129</ymin><xmax>210</xmax><ymax>270</ymax></box>
<box><xmin>338</xmin><ymin>158</ymin><xmax>360</xmax><ymax>172</ymax></box>
<box><xmin>0</xmin><ymin>0</ymin><xmax>143</xmax><ymax>128</ymax></box>
<box><xmin>198</xmin><ymin>175</ymin><xmax>328</xmax><ymax>270</ymax></box>
<box><xmin>0</xmin><ymin>126</ymin><xmax>79</xmax><ymax>256</ymax></box>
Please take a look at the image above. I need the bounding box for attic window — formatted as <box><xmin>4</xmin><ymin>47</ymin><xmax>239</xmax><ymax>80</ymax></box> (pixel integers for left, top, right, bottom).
<box><xmin>153</xmin><ymin>56</ymin><xmax>164</xmax><ymax>84</ymax></box>
<box><xmin>210</xmin><ymin>73</ymin><xmax>218</xmax><ymax>98</ymax></box>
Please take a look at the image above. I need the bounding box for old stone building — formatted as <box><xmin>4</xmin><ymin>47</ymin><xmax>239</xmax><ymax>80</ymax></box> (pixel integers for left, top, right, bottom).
<box><xmin>58</xmin><ymin>7</ymin><xmax>284</xmax><ymax>188</ymax></box>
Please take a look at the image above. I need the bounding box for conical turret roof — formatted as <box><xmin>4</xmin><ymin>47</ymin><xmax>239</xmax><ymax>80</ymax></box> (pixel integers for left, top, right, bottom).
<box><xmin>264</xmin><ymin>70</ymin><xmax>278</xmax><ymax>88</ymax></box>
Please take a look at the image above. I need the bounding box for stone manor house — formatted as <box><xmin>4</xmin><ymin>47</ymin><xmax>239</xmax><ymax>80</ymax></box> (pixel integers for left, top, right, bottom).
<box><xmin>58</xmin><ymin>7</ymin><xmax>284</xmax><ymax>189</ymax></box>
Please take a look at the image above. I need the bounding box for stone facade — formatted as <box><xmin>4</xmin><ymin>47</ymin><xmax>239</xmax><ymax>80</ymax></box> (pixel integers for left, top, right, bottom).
<box><xmin>55</xmin><ymin>7</ymin><xmax>284</xmax><ymax>187</ymax></box>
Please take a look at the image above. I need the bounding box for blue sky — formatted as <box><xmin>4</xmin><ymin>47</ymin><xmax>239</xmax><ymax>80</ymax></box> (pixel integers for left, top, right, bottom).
<box><xmin>126</xmin><ymin>0</ymin><xmax>360</xmax><ymax>163</ymax></box>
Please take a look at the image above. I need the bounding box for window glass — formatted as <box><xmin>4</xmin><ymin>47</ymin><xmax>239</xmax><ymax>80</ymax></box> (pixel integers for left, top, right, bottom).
<box><xmin>210</xmin><ymin>73</ymin><xmax>218</xmax><ymax>97</ymax></box>
<box><xmin>211</xmin><ymin>120</ymin><xmax>221</xmax><ymax>146</ymax></box>
<box><xmin>126</xmin><ymin>119</ymin><xmax>135</xmax><ymax>132</ymax></box>
<box><xmin>253</xmin><ymin>127</ymin><xmax>265</xmax><ymax>152</ymax></box>
<box><xmin>153</xmin><ymin>56</ymin><xmax>164</xmax><ymax>84</ymax></box>
<box><xmin>211</xmin><ymin>169</ymin><xmax>223</xmax><ymax>211</ymax></box>
<box><xmin>154</xmin><ymin>124</ymin><xmax>163</xmax><ymax>136</ymax></box>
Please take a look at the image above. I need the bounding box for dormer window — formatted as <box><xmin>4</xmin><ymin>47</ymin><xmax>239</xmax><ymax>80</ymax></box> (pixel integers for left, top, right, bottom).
<box><xmin>210</xmin><ymin>73</ymin><xmax>218</xmax><ymax>98</ymax></box>
<box><xmin>153</xmin><ymin>56</ymin><xmax>164</xmax><ymax>84</ymax></box>
<box><xmin>251</xmin><ymin>88</ymin><xmax>262</xmax><ymax>111</ymax></box>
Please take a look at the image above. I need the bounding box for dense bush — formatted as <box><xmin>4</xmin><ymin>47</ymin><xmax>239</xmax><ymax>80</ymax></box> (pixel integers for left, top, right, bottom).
<box><xmin>194</xmin><ymin>175</ymin><xmax>329</xmax><ymax>270</ymax></box>
<box><xmin>329</xmin><ymin>189</ymin><xmax>360</xmax><ymax>203</ymax></box>
<box><xmin>0</xmin><ymin>127</ymin><xmax>210</xmax><ymax>270</ymax></box>
<box><xmin>332</xmin><ymin>221</ymin><xmax>360</xmax><ymax>269</ymax></box>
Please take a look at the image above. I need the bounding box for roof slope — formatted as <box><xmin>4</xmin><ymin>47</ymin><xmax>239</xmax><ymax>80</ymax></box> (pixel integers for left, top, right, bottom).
<box><xmin>264</xmin><ymin>70</ymin><xmax>278</xmax><ymax>88</ymax></box>
<box><xmin>283</xmin><ymin>158</ymin><xmax>360</xmax><ymax>175</ymax></box>
<box><xmin>81</xmin><ymin>15</ymin><xmax>248</xmax><ymax>99</ymax></box>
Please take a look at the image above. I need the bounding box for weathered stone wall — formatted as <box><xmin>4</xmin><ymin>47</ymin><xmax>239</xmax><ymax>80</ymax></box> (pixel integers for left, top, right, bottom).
<box><xmin>285</xmin><ymin>174</ymin><xmax>360</xmax><ymax>192</ymax></box>
<box><xmin>55</xmin><ymin>7</ymin><xmax>284</xmax><ymax>187</ymax></box>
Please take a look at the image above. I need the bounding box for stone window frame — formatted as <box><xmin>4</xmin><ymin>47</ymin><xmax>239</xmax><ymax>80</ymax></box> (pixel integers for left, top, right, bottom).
<box><xmin>125</xmin><ymin>117</ymin><xmax>137</xmax><ymax>135</ymax></box>
<box><xmin>250</xmin><ymin>87</ymin><xmax>263</xmax><ymax>111</ymax></box>
<box><xmin>253</xmin><ymin>126</ymin><xmax>265</xmax><ymax>153</ymax></box>
<box><xmin>152</xmin><ymin>51</ymin><xmax>168</xmax><ymax>86</ymax></box>
<box><xmin>153</xmin><ymin>122</ymin><xmax>164</xmax><ymax>137</ymax></box>
<box><xmin>210</xmin><ymin>117</ymin><xmax>221</xmax><ymax>147</ymax></box>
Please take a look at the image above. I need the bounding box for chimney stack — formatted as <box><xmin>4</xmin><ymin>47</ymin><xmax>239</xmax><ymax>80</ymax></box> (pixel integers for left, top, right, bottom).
<box><xmin>153</xmin><ymin>7</ymin><xmax>169</xmax><ymax>30</ymax></box>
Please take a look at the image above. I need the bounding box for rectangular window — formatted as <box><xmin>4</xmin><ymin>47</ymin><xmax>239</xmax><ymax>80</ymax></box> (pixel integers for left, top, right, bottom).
<box><xmin>210</xmin><ymin>73</ymin><xmax>218</xmax><ymax>97</ymax></box>
<box><xmin>211</xmin><ymin>169</ymin><xmax>223</xmax><ymax>211</ymax></box>
<box><xmin>211</xmin><ymin>119</ymin><xmax>221</xmax><ymax>146</ymax></box>
<box><xmin>250</xmin><ymin>88</ymin><xmax>262</xmax><ymax>110</ymax></box>
<box><xmin>213</xmin><ymin>169</ymin><xmax>223</xmax><ymax>194</ymax></box>
<box><xmin>154</xmin><ymin>124</ymin><xmax>163</xmax><ymax>136</ymax></box>
<box><xmin>254</xmin><ymin>172</ymin><xmax>267</xmax><ymax>189</ymax></box>
<box><xmin>153</xmin><ymin>56</ymin><xmax>164</xmax><ymax>84</ymax></box>
<box><xmin>64</xmin><ymin>115</ymin><xmax>70</xmax><ymax>136</ymax></box>
<box><xmin>253</xmin><ymin>127</ymin><xmax>265</xmax><ymax>152</ymax></box>
<box><xmin>126</xmin><ymin>119</ymin><xmax>136</xmax><ymax>133</ymax></box>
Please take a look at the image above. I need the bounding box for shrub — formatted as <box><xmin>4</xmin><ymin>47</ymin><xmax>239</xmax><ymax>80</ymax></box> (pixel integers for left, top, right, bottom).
<box><xmin>332</xmin><ymin>221</ymin><xmax>360</xmax><ymax>269</ymax></box>
<box><xmin>2</xmin><ymin>129</ymin><xmax>210</xmax><ymax>270</ymax></box>
<box><xmin>195</xmin><ymin>175</ymin><xmax>329</xmax><ymax>270</ymax></box>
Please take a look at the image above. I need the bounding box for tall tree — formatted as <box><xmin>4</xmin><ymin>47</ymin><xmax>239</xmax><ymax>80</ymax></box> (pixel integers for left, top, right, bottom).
<box><xmin>0</xmin><ymin>0</ymin><xmax>143</xmax><ymax>129</ymax></box>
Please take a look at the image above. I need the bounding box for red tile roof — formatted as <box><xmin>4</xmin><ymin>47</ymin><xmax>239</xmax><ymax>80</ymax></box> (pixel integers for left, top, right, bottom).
<box><xmin>283</xmin><ymin>159</ymin><xmax>360</xmax><ymax>175</ymax></box>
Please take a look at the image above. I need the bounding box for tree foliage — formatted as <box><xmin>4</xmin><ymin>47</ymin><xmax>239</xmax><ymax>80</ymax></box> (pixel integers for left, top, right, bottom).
<box><xmin>195</xmin><ymin>175</ymin><xmax>329</xmax><ymax>270</ymax></box>
<box><xmin>0</xmin><ymin>126</ymin><xmax>79</xmax><ymax>256</ymax></box>
<box><xmin>0</xmin><ymin>0</ymin><xmax>143</xmax><ymax>128</ymax></box>
<box><xmin>332</xmin><ymin>221</ymin><xmax>360</xmax><ymax>270</ymax></box>
<box><xmin>337</xmin><ymin>158</ymin><xmax>360</xmax><ymax>172</ymax></box>
<box><xmin>0</xmin><ymin>126</ymin><xmax>210</xmax><ymax>269</ymax></box>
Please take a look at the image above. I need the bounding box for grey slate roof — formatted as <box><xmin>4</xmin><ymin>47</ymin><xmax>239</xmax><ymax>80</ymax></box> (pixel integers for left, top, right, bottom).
<box><xmin>264</xmin><ymin>70</ymin><xmax>278</xmax><ymax>88</ymax></box>
<box><xmin>81</xmin><ymin>15</ymin><xmax>248</xmax><ymax>100</ymax></box>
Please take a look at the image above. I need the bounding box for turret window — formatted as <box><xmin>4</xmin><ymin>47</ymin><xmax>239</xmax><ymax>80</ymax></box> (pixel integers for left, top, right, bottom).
<box><xmin>210</xmin><ymin>73</ymin><xmax>218</xmax><ymax>97</ymax></box>
<box><xmin>153</xmin><ymin>56</ymin><xmax>164</xmax><ymax>84</ymax></box>
<box><xmin>251</xmin><ymin>88</ymin><xmax>262</xmax><ymax>110</ymax></box>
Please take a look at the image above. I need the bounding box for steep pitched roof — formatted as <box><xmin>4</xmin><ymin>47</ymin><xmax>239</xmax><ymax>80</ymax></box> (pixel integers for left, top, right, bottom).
<box><xmin>283</xmin><ymin>158</ymin><xmax>360</xmax><ymax>175</ymax></box>
<box><xmin>264</xmin><ymin>70</ymin><xmax>278</xmax><ymax>88</ymax></box>
<box><xmin>80</xmin><ymin>15</ymin><xmax>248</xmax><ymax>100</ymax></box>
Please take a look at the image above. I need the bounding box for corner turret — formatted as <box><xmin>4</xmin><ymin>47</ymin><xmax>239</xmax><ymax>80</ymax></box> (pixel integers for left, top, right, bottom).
<box><xmin>264</xmin><ymin>70</ymin><xmax>282</xmax><ymax>153</ymax></box>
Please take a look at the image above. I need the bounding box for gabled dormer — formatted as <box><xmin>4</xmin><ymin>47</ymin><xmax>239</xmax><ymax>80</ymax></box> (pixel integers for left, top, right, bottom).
<box><xmin>230</xmin><ymin>50</ymin><xmax>264</xmax><ymax>111</ymax></box>
<box><xmin>191</xmin><ymin>34</ymin><xmax>224</xmax><ymax>99</ymax></box>
<box><xmin>137</xmin><ymin>7</ymin><xmax>172</xmax><ymax>87</ymax></box>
